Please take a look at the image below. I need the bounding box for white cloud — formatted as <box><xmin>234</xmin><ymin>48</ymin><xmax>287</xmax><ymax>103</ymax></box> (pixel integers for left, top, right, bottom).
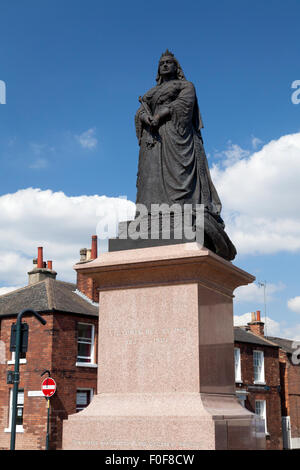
<box><xmin>29</xmin><ymin>158</ymin><xmax>48</xmax><ymax>169</ymax></box>
<box><xmin>234</xmin><ymin>281</ymin><xmax>285</xmax><ymax>303</ymax></box>
<box><xmin>0</xmin><ymin>286</ymin><xmax>22</xmax><ymax>296</ymax></box>
<box><xmin>0</xmin><ymin>188</ymin><xmax>135</xmax><ymax>287</ymax></box>
<box><xmin>251</xmin><ymin>136</ymin><xmax>263</xmax><ymax>150</ymax></box>
<box><xmin>211</xmin><ymin>132</ymin><xmax>300</xmax><ymax>255</ymax></box>
<box><xmin>288</xmin><ymin>296</ymin><xmax>300</xmax><ymax>314</ymax></box>
<box><xmin>76</xmin><ymin>128</ymin><xmax>98</xmax><ymax>150</ymax></box>
<box><xmin>28</xmin><ymin>142</ymin><xmax>55</xmax><ymax>169</ymax></box>
<box><xmin>214</xmin><ymin>141</ymin><xmax>250</xmax><ymax>168</ymax></box>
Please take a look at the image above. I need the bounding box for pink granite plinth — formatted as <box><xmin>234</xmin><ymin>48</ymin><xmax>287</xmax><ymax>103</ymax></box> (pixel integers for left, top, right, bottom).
<box><xmin>62</xmin><ymin>243</ymin><xmax>266</xmax><ymax>450</ymax></box>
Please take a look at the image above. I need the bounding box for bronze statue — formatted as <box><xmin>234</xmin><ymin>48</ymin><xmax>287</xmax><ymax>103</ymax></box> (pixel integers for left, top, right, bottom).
<box><xmin>134</xmin><ymin>50</ymin><xmax>236</xmax><ymax>261</ymax></box>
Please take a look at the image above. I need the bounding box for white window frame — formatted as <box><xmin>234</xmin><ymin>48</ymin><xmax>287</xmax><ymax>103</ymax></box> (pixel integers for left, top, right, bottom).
<box><xmin>4</xmin><ymin>389</ymin><xmax>25</xmax><ymax>433</ymax></box>
<box><xmin>234</xmin><ymin>347</ymin><xmax>242</xmax><ymax>383</ymax></box>
<box><xmin>76</xmin><ymin>388</ymin><xmax>94</xmax><ymax>412</ymax></box>
<box><xmin>255</xmin><ymin>399</ymin><xmax>267</xmax><ymax>434</ymax></box>
<box><xmin>253</xmin><ymin>350</ymin><xmax>265</xmax><ymax>384</ymax></box>
<box><xmin>76</xmin><ymin>322</ymin><xmax>96</xmax><ymax>367</ymax></box>
<box><xmin>7</xmin><ymin>351</ymin><xmax>27</xmax><ymax>365</ymax></box>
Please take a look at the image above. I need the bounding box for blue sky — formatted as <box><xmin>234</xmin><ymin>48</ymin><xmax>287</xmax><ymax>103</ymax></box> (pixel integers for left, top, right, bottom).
<box><xmin>0</xmin><ymin>0</ymin><xmax>300</xmax><ymax>338</ymax></box>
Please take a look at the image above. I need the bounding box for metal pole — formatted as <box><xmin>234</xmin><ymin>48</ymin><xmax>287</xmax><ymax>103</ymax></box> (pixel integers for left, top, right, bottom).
<box><xmin>10</xmin><ymin>309</ymin><xmax>46</xmax><ymax>450</ymax></box>
<box><xmin>41</xmin><ymin>370</ymin><xmax>51</xmax><ymax>450</ymax></box>
<box><xmin>46</xmin><ymin>398</ymin><xmax>50</xmax><ymax>450</ymax></box>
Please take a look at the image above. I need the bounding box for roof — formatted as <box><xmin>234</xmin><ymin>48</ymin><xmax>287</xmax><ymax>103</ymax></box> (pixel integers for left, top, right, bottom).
<box><xmin>266</xmin><ymin>336</ymin><xmax>295</xmax><ymax>354</ymax></box>
<box><xmin>0</xmin><ymin>278</ymin><xmax>98</xmax><ymax>317</ymax></box>
<box><xmin>234</xmin><ymin>327</ymin><xmax>279</xmax><ymax>348</ymax></box>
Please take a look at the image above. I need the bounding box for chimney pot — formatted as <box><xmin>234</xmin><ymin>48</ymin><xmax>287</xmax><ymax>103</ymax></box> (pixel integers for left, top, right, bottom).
<box><xmin>256</xmin><ymin>310</ymin><xmax>261</xmax><ymax>322</ymax></box>
<box><xmin>47</xmin><ymin>260</ymin><xmax>53</xmax><ymax>270</ymax></box>
<box><xmin>37</xmin><ymin>247</ymin><xmax>43</xmax><ymax>269</ymax></box>
<box><xmin>91</xmin><ymin>235</ymin><xmax>98</xmax><ymax>259</ymax></box>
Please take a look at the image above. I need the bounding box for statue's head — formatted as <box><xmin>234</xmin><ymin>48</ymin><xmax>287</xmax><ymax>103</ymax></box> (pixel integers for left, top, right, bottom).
<box><xmin>156</xmin><ymin>50</ymin><xmax>186</xmax><ymax>84</ymax></box>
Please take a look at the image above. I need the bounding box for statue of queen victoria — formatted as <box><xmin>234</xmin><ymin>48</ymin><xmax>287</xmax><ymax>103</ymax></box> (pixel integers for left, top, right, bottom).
<box><xmin>134</xmin><ymin>50</ymin><xmax>236</xmax><ymax>261</ymax></box>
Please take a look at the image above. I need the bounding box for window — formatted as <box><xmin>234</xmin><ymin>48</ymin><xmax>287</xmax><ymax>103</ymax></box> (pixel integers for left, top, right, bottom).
<box><xmin>76</xmin><ymin>388</ymin><xmax>93</xmax><ymax>412</ymax></box>
<box><xmin>5</xmin><ymin>389</ymin><xmax>24</xmax><ymax>433</ymax></box>
<box><xmin>253</xmin><ymin>350</ymin><xmax>265</xmax><ymax>384</ymax></box>
<box><xmin>234</xmin><ymin>348</ymin><xmax>242</xmax><ymax>382</ymax></box>
<box><xmin>76</xmin><ymin>323</ymin><xmax>95</xmax><ymax>365</ymax></box>
<box><xmin>255</xmin><ymin>399</ymin><xmax>267</xmax><ymax>433</ymax></box>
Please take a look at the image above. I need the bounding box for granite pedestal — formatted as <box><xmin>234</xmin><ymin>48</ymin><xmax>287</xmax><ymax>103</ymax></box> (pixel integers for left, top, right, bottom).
<box><xmin>62</xmin><ymin>243</ymin><xmax>265</xmax><ymax>450</ymax></box>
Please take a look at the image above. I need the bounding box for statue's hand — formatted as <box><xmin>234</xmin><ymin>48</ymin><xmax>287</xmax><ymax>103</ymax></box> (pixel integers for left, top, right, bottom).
<box><xmin>140</xmin><ymin>114</ymin><xmax>153</xmax><ymax>127</ymax></box>
<box><xmin>151</xmin><ymin>108</ymin><xmax>170</xmax><ymax>130</ymax></box>
<box><xmin>150</xmin><ymin>114</ymin><xmax>160</xmax><ymax>130</ymax></box>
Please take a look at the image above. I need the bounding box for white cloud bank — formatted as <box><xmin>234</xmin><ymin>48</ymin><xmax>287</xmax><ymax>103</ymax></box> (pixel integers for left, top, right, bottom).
<box><xmin>0</xmin><ymin>188</ymin><xmax>135</xmax><ymax>287</ymax></box>
<box><xmin>211</xmin><ymin>132</ymin><xmax>300</xmax><ymax>255</ymax></box>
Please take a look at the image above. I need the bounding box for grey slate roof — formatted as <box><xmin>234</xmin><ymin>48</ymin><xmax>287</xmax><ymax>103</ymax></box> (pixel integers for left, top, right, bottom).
<box><xmin>0</xmin><ymin>279</ymin><xmax>98</xmax><ymax>317</ymax></box>
<box><xmin>266</xmin><ymin>336</ymin><xmax>295</xmax><ymax>354</ymax></box>
<box><xmin>234</xmin><ymin>327</ymin><xmax>279</xmax><ymax>348</ymax></box>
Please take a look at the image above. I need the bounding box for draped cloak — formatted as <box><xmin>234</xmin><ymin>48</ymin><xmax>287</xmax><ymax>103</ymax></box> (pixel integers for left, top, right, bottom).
<box><xmin>134</xmin><ymin>79</ymin><xmax>236</xmax><ymax>261</ymax></box>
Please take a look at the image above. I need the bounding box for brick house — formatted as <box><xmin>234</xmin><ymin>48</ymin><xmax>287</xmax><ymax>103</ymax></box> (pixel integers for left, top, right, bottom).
<box><xmin>234</xmin><ymin>311</ymin><xmax>283</xmax><ymax>450</ymax></box>
<box><xmin>0</xmin><ymin>245</ymin><xmax>99</xmax><ymax>450</ymax></box>
<box><xmin>266</xmin><ymin>336</ymin><xmax>300</xmax><ymax>449</ymax></box>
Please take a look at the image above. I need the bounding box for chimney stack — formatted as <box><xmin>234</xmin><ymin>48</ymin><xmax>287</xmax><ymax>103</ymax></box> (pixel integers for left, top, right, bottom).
<box><xmin>247</xmin><ymin>310</ymin><xmax>264</xmax><ymax>337</ymax></box>
<box><xmin>79</xmin><ymin>236</ymin><xmax>98</xmax><ymax>263</ymax></box>
<box><xmin>76</xmin><ymin>235</ymin><xmax>99</xmax><ymax>303</ymax></box>
<box><xmin>28</xmin><ymin>247</ymin><xmax>57</xmax><ymax>285</ymax></box>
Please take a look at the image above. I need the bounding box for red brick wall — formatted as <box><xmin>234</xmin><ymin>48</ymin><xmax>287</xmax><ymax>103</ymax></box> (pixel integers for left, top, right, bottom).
<box><xmin>77</xmin><ymin>272</ymin><xmax>99</xmax><ymax>303</ymax></box>
<box><xmin>0</xmin><ymin>312</ymin><xmax>98</xmax><ymax>450</ymax></box>
<box><xmin>235</xmin><ymin>341</ymin><xmax>282</xmax><ymax>450</ymax></box>
<box><xmin>49</xmin><ymin>313</ymin><xmax>98</xmax><ymax>449</ymax></box>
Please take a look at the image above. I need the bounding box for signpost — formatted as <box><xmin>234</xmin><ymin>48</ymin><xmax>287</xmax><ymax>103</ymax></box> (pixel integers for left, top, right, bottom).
<box><xmin>41</xmin><ymin>373</ymin><xmax>56</xmax><ymax>450</ymax></box>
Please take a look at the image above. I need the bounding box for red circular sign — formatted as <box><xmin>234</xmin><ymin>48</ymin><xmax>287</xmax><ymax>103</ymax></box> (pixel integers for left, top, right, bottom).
<box><xmin>41</xmin><ymin>377</ymin><xmax>56</xmax><ymax>397</ymax></box>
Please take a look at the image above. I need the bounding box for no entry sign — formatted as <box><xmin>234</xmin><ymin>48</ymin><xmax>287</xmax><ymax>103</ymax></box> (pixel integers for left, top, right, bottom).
<box><xmin>41</xmin><ymin>377</ymin><xmax>56</xmax><ymax>398</ymax></box>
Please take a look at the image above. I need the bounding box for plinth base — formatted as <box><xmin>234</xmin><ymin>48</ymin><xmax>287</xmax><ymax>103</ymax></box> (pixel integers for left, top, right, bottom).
<box><xmin>63</xmin><ymin>392</ymin><xmax>265</xmax><ymax>450</ymax></box>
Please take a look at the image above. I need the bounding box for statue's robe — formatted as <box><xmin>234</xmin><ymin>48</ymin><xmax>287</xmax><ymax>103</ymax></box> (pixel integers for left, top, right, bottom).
<box><xmin>135</xmin><ymin>79</ymin><xmax>236</xmax><ymax>261</ymax></box>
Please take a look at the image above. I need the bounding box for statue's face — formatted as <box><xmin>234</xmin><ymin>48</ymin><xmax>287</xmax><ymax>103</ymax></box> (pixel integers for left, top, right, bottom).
<box><xmin>159</xmin><ymin>57</ymin><xmax>177</xmax><ymax>77</ymax></box>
